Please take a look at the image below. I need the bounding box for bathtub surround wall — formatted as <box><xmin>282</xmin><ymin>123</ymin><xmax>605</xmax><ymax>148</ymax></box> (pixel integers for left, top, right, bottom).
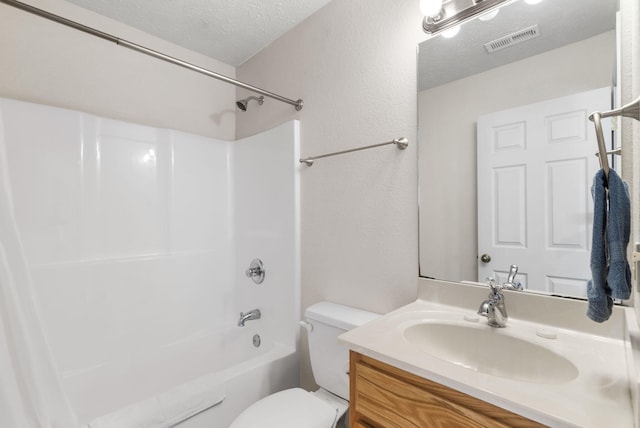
<box><xmin>233</xmin><ymin>122</ymin><xmax>302</xmax><ymax>349</ymax></box>
<box><xmin>0</xmin><ymin>3</ymin><xmax>300</xmax><ymax>423</ymax></box>
<box><xmin>180</xmin><ymin>121</ymin><xmax>301</xmax><ymax>428</ymax></box>
<box><xmin>0</xmin><ymin>97</ymin><xmax>300</xmax><ymax>426</ymax></box>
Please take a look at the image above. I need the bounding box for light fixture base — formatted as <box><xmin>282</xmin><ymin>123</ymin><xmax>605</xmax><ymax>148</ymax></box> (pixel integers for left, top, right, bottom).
<box><xmin>422</xmin><ymin>0</ymin><xmax>511</xmax><ymax>35</ymax></box>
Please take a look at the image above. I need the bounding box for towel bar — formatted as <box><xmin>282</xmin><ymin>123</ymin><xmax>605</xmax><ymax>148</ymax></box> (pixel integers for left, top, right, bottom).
<box><xmin>588</xmin><ymin>96</ymin><xmax>640</xmax><ymax>183</ymax></box>
<box><xmin>299</xmin><ymin>137</ymin><xmax>408</xmax><ymax>167</ymax></box>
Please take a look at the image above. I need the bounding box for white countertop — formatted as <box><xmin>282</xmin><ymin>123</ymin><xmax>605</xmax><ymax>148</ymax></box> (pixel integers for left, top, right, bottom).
<box><xmin>339</xmin><ymin>279</ymin><xmax>636</xmax><ymax>428</ymax></box>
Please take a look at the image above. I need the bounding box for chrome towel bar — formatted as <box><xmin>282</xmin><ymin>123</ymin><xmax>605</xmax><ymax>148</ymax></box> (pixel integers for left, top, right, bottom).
<box><xmin>588</xmin><ymin>96</ymin><xmax>640</xmax><ymax>183</ymax></box>
<box><xmin>300</xmin><ymin>137</ymin><xmax>408</xmax><ymax>167</ymax></box>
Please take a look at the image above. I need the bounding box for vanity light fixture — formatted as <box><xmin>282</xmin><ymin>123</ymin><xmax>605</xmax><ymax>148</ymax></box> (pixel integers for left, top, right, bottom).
<box><xmin>420</xmin><ymin>0</ymin><xmax>444</xmax><ymax>18</ymax></box>
<box><xmin>441</xmin><ymin>25</ymin><xmax>461</xmax><ymax>38</ymax></box>
<box><xmin>478</xmin><ymin>8</ymin><xmax>500</xmax><ymax>21</ymax></box>
<box><xmin>422</xmin><ymin>0</ymin><xmax>512</xmax><ymax>36</ymax></box>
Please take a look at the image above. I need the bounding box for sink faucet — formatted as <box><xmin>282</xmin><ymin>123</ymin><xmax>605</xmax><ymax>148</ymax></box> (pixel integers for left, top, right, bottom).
<box><xmin>238</xmin><ymin>308</ymin><xmax>261</xmax><ymax>327</ymax></box>
<box><xmin>504</xmin><ymin>263</ymin><xmax>523</xmax><ymax>291</ymax></box>
<box><xmin>477</xmin><ymin>265</ymin><xmax>522</xmax><ymax>328</ymax></box>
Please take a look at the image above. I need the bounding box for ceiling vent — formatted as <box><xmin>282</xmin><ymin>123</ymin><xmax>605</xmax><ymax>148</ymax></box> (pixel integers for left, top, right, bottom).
<box><xmin>484</xmin><ymin>25</ymin><xmax>540</xmax><ymax>53</ymax></box>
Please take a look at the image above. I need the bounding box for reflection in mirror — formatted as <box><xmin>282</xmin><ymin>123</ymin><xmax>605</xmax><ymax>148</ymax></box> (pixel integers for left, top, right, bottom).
<box><xmin>418</xmin><ymin>0</ymin><xmax>619</xmax><ymax>299</ymax></box>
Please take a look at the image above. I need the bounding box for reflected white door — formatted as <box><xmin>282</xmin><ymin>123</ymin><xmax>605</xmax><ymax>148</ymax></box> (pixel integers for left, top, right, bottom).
<box><xmin>477</xmin><ymin>87</ymin><xmax>610</xmax><ymax>298</ymax></box>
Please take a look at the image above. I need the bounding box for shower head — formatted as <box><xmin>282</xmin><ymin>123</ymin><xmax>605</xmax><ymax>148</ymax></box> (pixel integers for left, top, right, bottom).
<box><xmin>236</xmin><ymin>96</ymin><xmax>264</xmax><ymax>111</ymax></box>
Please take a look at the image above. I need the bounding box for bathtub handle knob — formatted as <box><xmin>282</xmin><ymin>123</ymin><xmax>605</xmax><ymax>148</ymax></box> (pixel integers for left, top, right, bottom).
<box><xmin>245</xmin><ymin>258</ymin><xmax>265</xmax><ymax>284</ymax></box>
<box><xmin>299</xmin><ymin>320</ymin><xmax>313</xmax><ymax>332</ymax></box>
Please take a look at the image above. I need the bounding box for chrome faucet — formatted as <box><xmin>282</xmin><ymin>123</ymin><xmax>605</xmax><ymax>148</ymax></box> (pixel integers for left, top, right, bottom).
<box><xmin>504</xmin><ymin>263</ymin><xmax>522</xmax><ymax>291</ymax></box>
<box><xmin>477</xmin><ymin>265</ymin><xmax>522</xmax><ymax>328</ymax></box>
<box><xmin>238</xmin><ymin>309</ymin><xmax>261</xmax><ymax>327</ymax></box>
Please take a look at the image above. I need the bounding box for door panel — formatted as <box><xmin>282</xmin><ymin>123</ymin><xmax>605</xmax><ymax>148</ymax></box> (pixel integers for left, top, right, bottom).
<box><xmin>477</xmin><ymin>87</ymin><xmax>610</xmax><ymax>297</ymax></box>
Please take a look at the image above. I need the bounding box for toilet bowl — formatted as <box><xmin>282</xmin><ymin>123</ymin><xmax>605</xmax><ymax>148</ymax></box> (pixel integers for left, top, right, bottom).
<box><xmin>229</xmin><ymin>302</ymin><xmax>379</xmax><ymax>428</ymax></box>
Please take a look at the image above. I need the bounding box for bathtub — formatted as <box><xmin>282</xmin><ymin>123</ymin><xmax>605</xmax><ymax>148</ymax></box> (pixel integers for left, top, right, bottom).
<box><xmin>70</xmin><ymin>327</ymin><xmax>298</xmax><ymax>428</ymax></box>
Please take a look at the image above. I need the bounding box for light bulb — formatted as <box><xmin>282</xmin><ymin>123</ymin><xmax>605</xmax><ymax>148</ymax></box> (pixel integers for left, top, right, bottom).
<box><xmin>441</xmin><ymin>25</ymin><xmax>460</xmax><ymax>38</ymax></box>
<box><xmin>420</xmin><ymin>0</ymin><xmax>443</xmax><ymax>17</ymax></box>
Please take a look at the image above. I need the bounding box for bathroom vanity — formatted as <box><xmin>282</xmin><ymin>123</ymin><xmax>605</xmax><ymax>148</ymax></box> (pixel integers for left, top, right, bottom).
<box><xmin>340</xmin><ymin>278</ymin><xmax>638</xmax><ymax>428</ymax></box>
<box><xmin>349</xmin><ymin>352</ymin><xmax>543</xmax><ymax>427</ymax></box>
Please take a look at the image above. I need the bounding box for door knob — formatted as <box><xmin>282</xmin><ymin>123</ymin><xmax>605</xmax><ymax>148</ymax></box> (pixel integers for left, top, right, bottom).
<box><xmin>480</xmin><ymin>254</ymin><xmax>491</xmax><ymax>263</ymax></box>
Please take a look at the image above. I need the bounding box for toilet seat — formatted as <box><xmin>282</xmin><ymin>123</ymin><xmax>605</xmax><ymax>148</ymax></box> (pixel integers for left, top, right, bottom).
<box><xmin>229</xmin><ymin>388</ymin><xmax>342</xmax><ymax>428</ymax></box>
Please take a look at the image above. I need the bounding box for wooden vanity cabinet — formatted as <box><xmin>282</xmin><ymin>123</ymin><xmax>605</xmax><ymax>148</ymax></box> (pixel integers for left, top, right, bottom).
<box><xmin>349</xmin><ymin>351</ymin><xmax>546</xmax><ymax>428</ymax></box>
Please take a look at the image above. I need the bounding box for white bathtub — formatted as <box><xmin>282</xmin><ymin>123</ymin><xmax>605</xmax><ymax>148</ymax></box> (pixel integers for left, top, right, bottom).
<box><xmin>75</xmin><ymin>327</ymin><xmax>298</xmax><ymax>428</ymax></box>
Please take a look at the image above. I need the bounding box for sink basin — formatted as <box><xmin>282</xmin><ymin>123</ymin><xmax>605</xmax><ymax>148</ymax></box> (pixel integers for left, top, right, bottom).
<box><xmin>403</xmin><ymin>322</ymin><xmax>578</xmax><ymax>384</ymax></box>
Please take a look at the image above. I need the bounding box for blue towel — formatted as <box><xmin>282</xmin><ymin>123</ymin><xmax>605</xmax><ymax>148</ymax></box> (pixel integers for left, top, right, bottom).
<box><xmin>587</xmin><ymin>169</ymin><xmax>631</xmax><ymax>323</ymax></box>
<box><xmin>587</xmin><ymin>169</ymin><xmax>611</xmax><ymax>322</ymax></box>
<box><xmin>607</xmin><ymin>169</ymin><xmax>632</xmax><ymax>299</ymax></box>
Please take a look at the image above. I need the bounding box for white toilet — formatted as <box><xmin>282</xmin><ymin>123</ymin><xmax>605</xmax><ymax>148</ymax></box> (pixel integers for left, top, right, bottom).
<box><xmin>229</xmin><ymin>301</ymin><xmax>379</xmax><ymax>428</ymax></box>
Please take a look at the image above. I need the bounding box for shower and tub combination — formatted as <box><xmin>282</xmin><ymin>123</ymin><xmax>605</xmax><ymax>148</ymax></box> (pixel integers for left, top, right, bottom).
<box><xmin>0</xmin><ymin>97</ymin><xmax>301</xmax><ymax>428</ymax></box>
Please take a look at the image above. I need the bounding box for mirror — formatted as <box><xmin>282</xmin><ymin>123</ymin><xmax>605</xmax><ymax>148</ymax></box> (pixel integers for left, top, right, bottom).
<box><xmin>418</xmin><ymin>0</ymin><xmax>619</xmax><ymax>298</ymax></box>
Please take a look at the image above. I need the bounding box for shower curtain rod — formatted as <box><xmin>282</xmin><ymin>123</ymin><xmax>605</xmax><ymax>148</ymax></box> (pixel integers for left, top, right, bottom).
<box><xmin>0</xmin><ymin>0</ymin><xmax>304</xmax><ymax>111</ymax></box>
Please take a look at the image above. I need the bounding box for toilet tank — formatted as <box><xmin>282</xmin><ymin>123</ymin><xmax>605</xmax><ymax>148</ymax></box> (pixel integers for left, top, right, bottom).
<box><xmin>304</xmin><ymin>302</ymin><xmax>379</xmax><ymax>400</ymax></box>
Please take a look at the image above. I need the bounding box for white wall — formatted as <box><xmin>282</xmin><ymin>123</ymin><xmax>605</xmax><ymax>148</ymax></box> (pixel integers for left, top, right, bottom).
<box><xmin>236</xmin><ymin>0</ymin><xmax>424</xmax><ymax>388</ymax></box>
<box><xmin>0</xmin><ymin>0</ymin><xmax>236</xmax><ymax>140</ymax></box>
<box><xmin>418</xmin><ymin>32</ymin><xmax>615</xmax><ymax>283</ymax></box>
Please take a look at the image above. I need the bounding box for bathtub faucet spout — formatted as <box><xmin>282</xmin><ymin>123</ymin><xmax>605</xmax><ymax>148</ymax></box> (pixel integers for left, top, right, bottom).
<box><xmin>238</xmin><ymin>309</ymin><xmax>261</xmax><ymax>327</ymax></box>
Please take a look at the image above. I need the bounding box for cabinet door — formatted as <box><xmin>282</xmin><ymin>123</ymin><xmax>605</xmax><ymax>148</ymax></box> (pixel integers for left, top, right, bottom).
<box><xmin>354</xmin><ymin>360</ymin><xmax>508</xmax><ymax>427</ymax></box>
<box><xmin>350</xmin><ymin>352</ymin><xmax>546</xmax><ymax>428</ymax></box>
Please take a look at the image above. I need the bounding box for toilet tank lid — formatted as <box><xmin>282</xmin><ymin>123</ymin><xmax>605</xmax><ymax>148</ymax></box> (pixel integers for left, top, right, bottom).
<box><xmin>305</xmin><ymin>301</ymin><xmax>380</xmax><ymax>330</ymax></box>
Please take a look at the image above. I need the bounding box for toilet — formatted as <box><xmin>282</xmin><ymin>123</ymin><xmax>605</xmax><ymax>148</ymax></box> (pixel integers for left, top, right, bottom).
<box><xmin>229</xmin><ymin>301</ymin><xmax>379</xmax><ymax>428</ymax></box>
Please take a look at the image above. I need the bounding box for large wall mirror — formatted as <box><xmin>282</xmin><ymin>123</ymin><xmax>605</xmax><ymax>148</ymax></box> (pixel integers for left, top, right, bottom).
<box><xmin>418</xmin><ymin>0</ymin><xmax>619</xmax><ymax>299</ymax></box>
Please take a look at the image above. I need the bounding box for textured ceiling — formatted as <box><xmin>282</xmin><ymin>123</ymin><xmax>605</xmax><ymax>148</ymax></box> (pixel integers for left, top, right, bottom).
<box><xmin>418</xmin><ymin>0</ymin><xmax>617</xmax><ymax>91</ymax></box>
<box><xmin>64</xmin><ymin>0</ymin><xmax>333</xmax><ymax>66</ymax></box>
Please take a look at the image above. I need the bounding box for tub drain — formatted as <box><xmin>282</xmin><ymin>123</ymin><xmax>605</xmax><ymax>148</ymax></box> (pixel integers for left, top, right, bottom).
<box><xmin>252</xmin><ymin>334</ymin><xmax>261</xmax><ymax>348</ymax></box>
